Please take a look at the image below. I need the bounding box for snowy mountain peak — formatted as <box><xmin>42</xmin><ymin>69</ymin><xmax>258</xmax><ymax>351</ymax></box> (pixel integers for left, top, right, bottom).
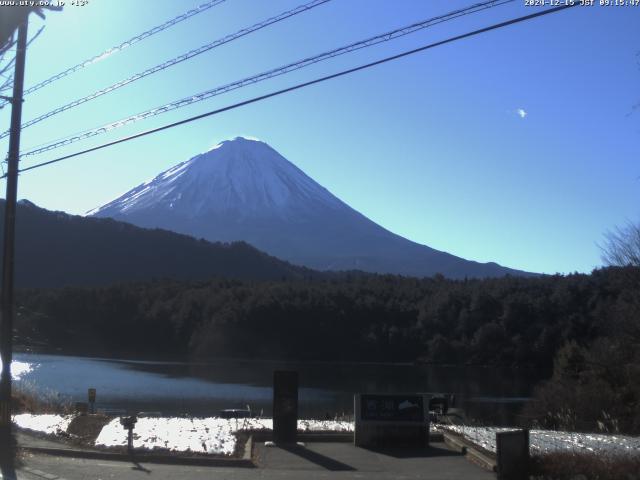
<box><xmin>212</xmin><ymin>135</ymin><xmax>263</xmax><ymax>147</ymax></box>
<box><xmin>87</xmin><ymin>136</ymin><xmax>344</xmax><ymax>219</ymax></box>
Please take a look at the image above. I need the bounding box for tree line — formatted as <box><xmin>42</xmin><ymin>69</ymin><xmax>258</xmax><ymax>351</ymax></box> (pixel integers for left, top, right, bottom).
<box><xmin>14</xmin><ymin>266</ymin><xmax>639</xmax><ymax>371</ymax></box>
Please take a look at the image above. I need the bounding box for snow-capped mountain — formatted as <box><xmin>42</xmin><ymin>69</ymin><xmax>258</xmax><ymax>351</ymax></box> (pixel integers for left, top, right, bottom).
<box><xmin>89</xmin><ymin>136</ymin><xmax>529</xmax><ymax>278</ymax></box>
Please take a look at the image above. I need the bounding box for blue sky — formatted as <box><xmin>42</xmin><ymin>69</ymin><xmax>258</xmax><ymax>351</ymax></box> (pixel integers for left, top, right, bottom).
<box><xmin>0</xmin><ymin>0</ymin><xmax>638</xmax><ymax>275</ymax></box>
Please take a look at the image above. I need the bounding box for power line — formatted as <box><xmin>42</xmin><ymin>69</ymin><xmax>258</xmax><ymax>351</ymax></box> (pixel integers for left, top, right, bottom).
<box><xmin>19</xmin><ymin>0</ymin><xmax>515</xmax><ymax>157</ymax></box>
<box><xmin>0</xmin><ymin>0</ymin><xmax>332</xmax><ymax>139</ymax></box>
<box><xmin>0</xmin><ymin>0</ymin><xmax>228</xmax><ymax>110</ymax></box>
<box><xmin>5</xmin><ymin>3</ymin><xmax>578</xmax><ymax>180</ymax></box>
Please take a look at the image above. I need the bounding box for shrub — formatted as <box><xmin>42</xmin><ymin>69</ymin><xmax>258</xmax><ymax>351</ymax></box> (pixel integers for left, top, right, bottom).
<box><xmin>11</xmin><ymin>382</ymin><xmax>71</xmax><ymax>414</ymax></box>
<box><xmin>530</xmin><ymin>451</ymin><xmax>640</xmax><ymax>480</ymax></box>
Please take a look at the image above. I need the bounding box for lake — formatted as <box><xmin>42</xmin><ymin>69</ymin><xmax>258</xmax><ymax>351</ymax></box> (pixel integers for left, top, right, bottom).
<box><xmin>10</xmin><ymin>352</ymin><xmax>543</xmax><ymax>425</ymax></box>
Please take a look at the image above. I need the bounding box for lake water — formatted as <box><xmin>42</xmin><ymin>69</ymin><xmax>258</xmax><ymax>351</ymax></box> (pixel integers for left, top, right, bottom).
<box><xmin>10</xmin><ymin>352</ymin><xmax>543</xmax><ymax>425</ymax></box>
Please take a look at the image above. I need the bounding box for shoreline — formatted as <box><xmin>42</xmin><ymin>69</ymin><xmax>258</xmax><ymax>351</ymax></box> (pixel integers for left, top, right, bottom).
<box><xmin>13</xmin><ymin>347</ymin><xmax>549</xmax><ymax>371</ymax></box>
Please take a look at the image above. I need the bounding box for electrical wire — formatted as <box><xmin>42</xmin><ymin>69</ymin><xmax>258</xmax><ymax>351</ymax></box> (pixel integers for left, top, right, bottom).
<box><xmin>0</xmin><ymin>0</ymin><xmax>228</xmax><ymax>110</ymax></box>
<box><xmin>19</xmin><ymin>0</ymin><xmax>515</xmax><ymax>157</ymax></box>
<box><xmin>4</xmin><ymin>3</ymin><xmax>578</xmax><ymax>180</ymax></box>
<box><xmin>0</xmin><ymin>0</ymin><xmax>331</xmax><ymax>139</ymax></box>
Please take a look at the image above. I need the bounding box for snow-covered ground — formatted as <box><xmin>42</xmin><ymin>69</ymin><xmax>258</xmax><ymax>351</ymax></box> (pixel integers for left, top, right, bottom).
<box><xmin>14</xmin><ymin>414</ymin><xmax>354</xmax><ymax>456</ymax></box>
<box><xmin>96</xmin><ymin>417</ymin><xmax>244</xmax><ymax>455</ymax></box>
<box><xmin>440</xmin><ymin>425</ymin><xmax>640</xmax><ymax>457</ymax></box>
<box><xmin>13</xmin><ymin>413</ymin><xmax>73</xmax><ymax>435</ymax></box>
<box><xmin>298</xmin><ymin>419</ymin><xmax>354</xmax><ymax>432</ymax></box>
<box><xmin>95</xmin><ymin>417</ymin><xmax>354</xmax><ymax>455</ymax></box>
<box><xmin>0</xmin><ymin>359</ymin><xmax>33</xmax><ymax>380</ymax></box>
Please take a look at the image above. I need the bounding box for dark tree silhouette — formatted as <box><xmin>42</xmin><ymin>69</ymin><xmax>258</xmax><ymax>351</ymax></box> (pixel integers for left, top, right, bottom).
<box><xmin>601</xmin><ymin>221</ymin><xmax>640</xmax><ymax>267</ymax></box>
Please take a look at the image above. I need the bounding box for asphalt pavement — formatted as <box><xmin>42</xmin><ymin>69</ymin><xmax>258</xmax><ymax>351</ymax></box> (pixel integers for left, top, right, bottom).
<box><xmin>3</xmin><ymin>439</ymin><xmax>495</xmax><ymax>480</ymax></box>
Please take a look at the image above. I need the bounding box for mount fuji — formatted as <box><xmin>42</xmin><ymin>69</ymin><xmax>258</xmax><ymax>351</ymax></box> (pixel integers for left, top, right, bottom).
<box><xmin>89</xmin><ymin>137</ymin><xmax>529</xmax><ymax>278</ymax></box>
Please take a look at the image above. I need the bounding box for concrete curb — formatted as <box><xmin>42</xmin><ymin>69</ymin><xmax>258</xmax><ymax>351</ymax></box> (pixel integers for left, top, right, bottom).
<box><xmin>442</xmin><ymin>431</ymin><xmax>467</xmax><ymax>453</ymax></box>
<box><xmin>251</xmin><ymin>431</ymin><xmax>354</xmax><ymax>443</ymax></box>
<box><xmin>441</xmin><ymin>431</ymin><xmax>497</xmax><ymax>472</ymax></box>
<box><xmin>243</xmin><ymin>435</ymin><xmax>253</xmax><ymax>462</ymax></box>
<box><xmin>465</xmin><ymin>445</ymin><xmax>497</xmax><ymax>472</ymax></box>
<box><xmin>250</xmin><ymin>431</ymin><xmax>442</xmax><ymax>443</ymax></box>
<box><xmin>21</xmin><ymin>465</ymin><xmax>70</xmax><ymax>480</ymax></box>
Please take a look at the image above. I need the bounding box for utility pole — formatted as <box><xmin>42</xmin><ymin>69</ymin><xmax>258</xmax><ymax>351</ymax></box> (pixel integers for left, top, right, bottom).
<box><xmin>0</xmin><ymin>19</ymin><xmax>28</xmax><ymax>443</ymax></box>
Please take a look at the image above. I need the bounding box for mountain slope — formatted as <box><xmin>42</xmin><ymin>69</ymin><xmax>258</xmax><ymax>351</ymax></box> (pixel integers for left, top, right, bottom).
<box><xmin>1</xmin><ymin>199</ymin><xmax>311</xmax><ymax>288</ymax></box>
<box><xmin>90</xmin><ymin>137</ymin><xmax>532</xmax><ymax>279</ymax></box>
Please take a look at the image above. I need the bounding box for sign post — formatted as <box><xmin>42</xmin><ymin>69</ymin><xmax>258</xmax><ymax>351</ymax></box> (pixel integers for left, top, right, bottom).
<box><xmin>119</xmin><ymin>415</ymin><xmax>138</xmax><ymax>455</ymax></box>
<box><xmin>88</xmin><ymin>388</ymin><xmax>96</xmax><ymax>414</ymax></box>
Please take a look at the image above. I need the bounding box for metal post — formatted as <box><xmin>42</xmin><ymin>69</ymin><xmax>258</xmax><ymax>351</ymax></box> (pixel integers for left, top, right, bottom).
<box><xmin>0</xmin><ymin>19</ymin><xmax>28</xmax><ymax>438</ymax></box>
<box><xmin>127</xmin><ymin>427</ymin><xmax>133</xmax><ymax>453</ymax></box>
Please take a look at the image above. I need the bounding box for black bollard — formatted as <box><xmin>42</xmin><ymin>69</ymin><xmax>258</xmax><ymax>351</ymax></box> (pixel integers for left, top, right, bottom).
<box><xmin>497</xmin><ymin>429</ymin><xmax>530</xmax><ymax>480</ymax></box>
<box><xmin>273</xmin><ymin>371</ymin><xmax>298</xmax><ymax>444</ymax></box>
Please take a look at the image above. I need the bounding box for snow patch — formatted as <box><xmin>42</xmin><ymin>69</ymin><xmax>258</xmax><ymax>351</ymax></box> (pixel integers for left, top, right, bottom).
<box><xmin>0</xmin><ymin>359</ymin><xmax>34</xmax><ymax>380</ymax></box>
<box><xmin>234</xmin><ymin>135</ymin><xmax>262</xmax><ymax>142</ymax></box>
<box><xmin>95</xmin><ymin>417</ymin><xmax>238</xmax><ymax>455</ymax></box>
<box><xmin>440</xmin><ymin>425</ymin><xmax>640</xmax><ymax>456</ymax></box>
<box><xmin>297</xmin><ymin>419</ymin><xmax>354</xmax><ymax>432</ymax></box>
<box><xmin>13</xmin><ymin>414</ymin><xmax>73</xmax><ymax>435</ymax></box>
<box><xmin>95</xmin><ymin>417</ymin><xmax>354</xmax><ymax>455</ymax></box>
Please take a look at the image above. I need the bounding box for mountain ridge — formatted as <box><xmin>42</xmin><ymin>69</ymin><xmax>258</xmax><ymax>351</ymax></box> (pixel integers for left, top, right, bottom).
<box><xmin>1</xmin><ymin>199</ymin><xmax>314</xmax><ymax>288</ymax></box>
<box><xmin>90</xmin><ymin>136</ymin><xmax>534</xmax><ymax>279</ymax></box>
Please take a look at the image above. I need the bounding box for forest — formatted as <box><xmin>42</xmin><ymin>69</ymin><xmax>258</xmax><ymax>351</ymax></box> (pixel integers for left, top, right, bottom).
<box><xmin>14</xmin><ymin>266</ymin><xmax>638</xmax><ymax>369</ymax></box>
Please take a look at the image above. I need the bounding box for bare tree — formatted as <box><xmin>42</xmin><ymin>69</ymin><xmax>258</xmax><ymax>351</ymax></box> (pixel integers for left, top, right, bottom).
<box><xmin>600</xmin><ymin>221</ymin><xmax>640</xmax><ymax>267</ymax></box>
